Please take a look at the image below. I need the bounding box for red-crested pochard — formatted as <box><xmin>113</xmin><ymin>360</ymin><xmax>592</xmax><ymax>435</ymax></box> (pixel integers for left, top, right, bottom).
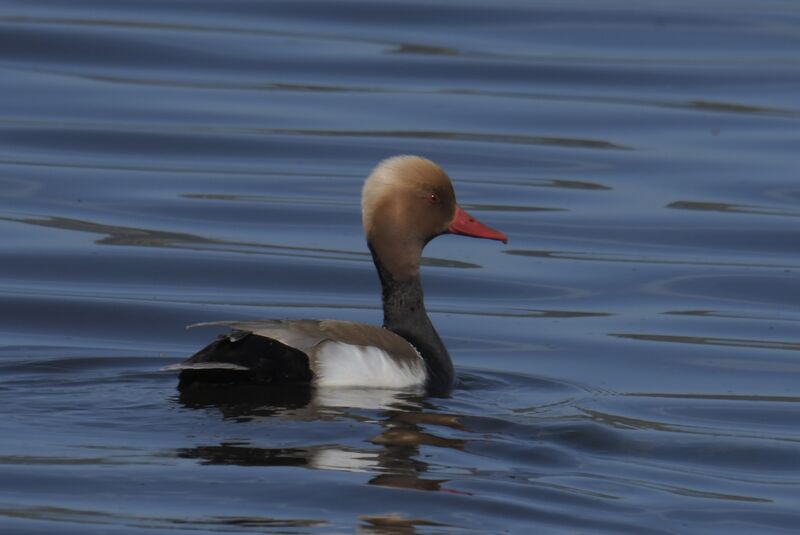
<box><xmin>167</xmin><ymin>156</ymin><xmax>507</xmax><ymax>395</ymax></box>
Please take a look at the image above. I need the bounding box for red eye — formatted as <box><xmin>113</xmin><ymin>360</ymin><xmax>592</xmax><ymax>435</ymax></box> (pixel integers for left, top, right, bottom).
<box><xmin>428</xmin><ymin>192</ymin><xmax>439</xmax><ymax>204</ymax></box>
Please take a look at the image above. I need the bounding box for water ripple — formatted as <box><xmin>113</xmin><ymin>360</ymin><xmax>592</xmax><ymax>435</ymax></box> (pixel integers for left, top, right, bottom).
<box><xmin>2</xmin><ymin>1</ymin><xmax>799</xmax><ymax>532</ymax></box>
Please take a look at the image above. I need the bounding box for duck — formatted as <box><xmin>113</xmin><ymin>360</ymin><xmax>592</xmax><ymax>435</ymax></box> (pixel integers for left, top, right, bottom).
<box><xmin>166</xmin><ymin>155</ymin><xmax>507</xmax><ymax>395</ymax></box>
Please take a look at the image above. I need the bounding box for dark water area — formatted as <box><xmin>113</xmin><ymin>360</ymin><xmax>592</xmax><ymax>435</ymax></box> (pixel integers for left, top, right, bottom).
<box><xmin>1</xmin><ymin>0</ymin><xmax>799</xmax><ymax>533</ymax></box>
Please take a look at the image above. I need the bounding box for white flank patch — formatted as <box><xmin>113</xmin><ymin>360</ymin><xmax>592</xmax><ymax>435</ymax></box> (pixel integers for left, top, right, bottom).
<box><xmin>313</xmin><ymin>342</ymin><xmax>426</xmax><ymax>388</ymax></box>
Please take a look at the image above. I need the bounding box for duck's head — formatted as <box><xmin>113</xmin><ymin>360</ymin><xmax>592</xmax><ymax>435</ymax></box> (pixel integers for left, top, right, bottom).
<box><xmin>362</xmin><ymin>155</ymin><xmax>507</xmax><ymax>281</ymax></box>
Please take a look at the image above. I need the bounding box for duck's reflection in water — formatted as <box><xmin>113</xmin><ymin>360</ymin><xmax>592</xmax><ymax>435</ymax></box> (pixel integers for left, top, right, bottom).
<box><xmin>174</xmin><ymin>384</ymin><xmax>468</xmax><ymax>493</ymax></box>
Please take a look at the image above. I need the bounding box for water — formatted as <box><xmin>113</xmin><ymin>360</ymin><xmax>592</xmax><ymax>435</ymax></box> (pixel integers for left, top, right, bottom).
<box><xmin>1</xmin><ymin>0</ymin><xmax>799</xmax><ymax>532</ymax></box>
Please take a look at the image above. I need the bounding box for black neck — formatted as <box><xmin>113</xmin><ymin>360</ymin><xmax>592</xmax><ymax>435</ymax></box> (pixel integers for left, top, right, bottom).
<box><xmin>369</xmin><ymin>244</ymin><xmax>454</xmax><ymax>395</ymax></box>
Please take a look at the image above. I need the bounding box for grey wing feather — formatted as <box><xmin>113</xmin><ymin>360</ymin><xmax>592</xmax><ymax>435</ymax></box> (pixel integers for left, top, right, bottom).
<box><xmin>187</xmin><ymin>319</ymin><xmax>420</xmax><ymax>364</ymax></box>
<box><xmin>161</xmin><ymin>361</ymin><xmax>249</xmax><ymax>372</ymax></box>
<box><xmin>189</xmin><ymin>319</ymin><xmax>328</xmax><ymax>354</ymax></box>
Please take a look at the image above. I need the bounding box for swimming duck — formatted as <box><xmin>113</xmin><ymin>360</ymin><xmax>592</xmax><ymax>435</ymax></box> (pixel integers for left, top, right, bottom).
<box><xmin>167</xmin><ymin>156</ymin><xmax>507</xmax><ymax>395</ymax></box>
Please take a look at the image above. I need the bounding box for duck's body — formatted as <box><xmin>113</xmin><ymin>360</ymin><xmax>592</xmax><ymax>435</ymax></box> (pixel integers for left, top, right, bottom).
<box><xmin>178</xmin><ymin>319</ymin><xmax>426</xmax><ymax>389</ymax></box>
<box><xmin>168</xmin><ymin>156</ymin><xmax>506</xmax><ymax>395</ymax></box>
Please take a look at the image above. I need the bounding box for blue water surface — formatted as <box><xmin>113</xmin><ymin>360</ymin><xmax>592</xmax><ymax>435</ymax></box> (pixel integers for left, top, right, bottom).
<box><xmin>1</xmin><ymin>1</ymin><xmax>799</xmax><ymax>533</ymax></box>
